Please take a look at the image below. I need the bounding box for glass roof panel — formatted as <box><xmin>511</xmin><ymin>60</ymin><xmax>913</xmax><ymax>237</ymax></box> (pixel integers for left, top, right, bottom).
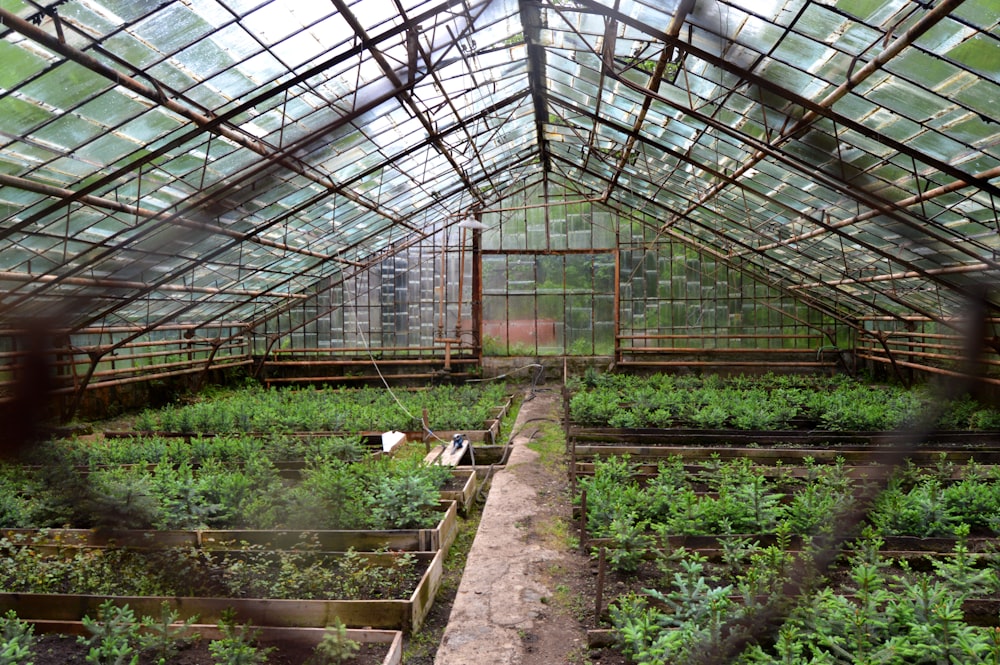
<box><xmin>0</xmin><ymin>0</ymin><xmax>997</xmax><ymax>331</ymax></box>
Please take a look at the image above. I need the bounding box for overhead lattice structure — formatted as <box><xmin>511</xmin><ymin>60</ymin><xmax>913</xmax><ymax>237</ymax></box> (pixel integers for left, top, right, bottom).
<box><xmin>0</xmin><ymin>0</ymin><xmax>998</xmax><ymax>408</ymax></box>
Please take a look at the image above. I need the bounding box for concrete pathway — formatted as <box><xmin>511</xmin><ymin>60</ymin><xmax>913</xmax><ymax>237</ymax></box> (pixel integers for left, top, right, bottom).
<box><xmin>433</xmin><ymin>390</ymin><xmax>577</xmax><ymax>665</ymax></box>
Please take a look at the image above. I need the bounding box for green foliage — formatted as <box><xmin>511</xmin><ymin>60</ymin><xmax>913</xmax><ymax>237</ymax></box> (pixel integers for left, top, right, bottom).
<box><xmin>576</xmin><ymin>455</ymin><xmax>645</xmax><ymax>536</ymax></box>
<box><xmin>86</xmin><ymin>467</ymin><xmax>161</xmax><ymax>530</ymax></box>
<box><xmin>602</xmin><ymin>513</ymin><xmax>654</xmax><ymax>573</ymax></box>
<box><xmin>291</xmin><ymin>460</ymin><xmax>373</xmax><ymax>530</ymax></box>
<box><xmin>138</xmin><ymin>602</ymin><xmax>200</xmax><ymax>664</ymax></box>
<box><xmin>869</xmin><ymin>477</ymin><xmax>959</xmax><ymax>537</ymax></box>
<box><xmin>568</xmin><ymin>372</ymin><xmax>1000</xmax><ymax>431</ymax></box>
<box><xmin>568</xmin><ymin>389</ymin><xmax>623</xmax><ymax>427</ymax></box>
<box><xmin>208</xmin><ymin>610</ymin><xmax>273</xmax><ymax>665</ymax></box>
<box><xmin>306</xmin><ymin>619</ymin><xmax>360</xmax><ymax>664</ymax></box>
<box><xmin>132</xmin><ymin>384</ymin><xmax>509</xmax><ymax>434</ymax></box>
<box><xmin>614</xmin><ymin>532</ymin><xmax>1000</xmax><ymax>665</ymax></box>
<box><xmin>1</xmin><ymin>431</ymin><xmax>454</xmax><ymax>531</ymax></box>
<box><xmin>0</xmin><ymin>533</ymin><xmax>421</xmax><ymax>601</ymax></box>
<box><xmin>0</xmin><ymin>610</ymin><xmax>35</xmax><ymax>665</ymax></box>
<box><xmin>610</xmin><ymin>552</ymin><xmax>735</xmax><ymax>663</ymax></box>
<box><xmin>78</xmin><ymin>600</ymin><xmax>141</xmax><ymax>665</ymax></box>
<box><xmin>371</xmin><ymin>471</ymin><xmax>442</xmax><ymax>529</ymax></box>
<box><xmin>581</xmin><ymin>455</ymin><xmax>818</xmax><ymax>541</ymax></box>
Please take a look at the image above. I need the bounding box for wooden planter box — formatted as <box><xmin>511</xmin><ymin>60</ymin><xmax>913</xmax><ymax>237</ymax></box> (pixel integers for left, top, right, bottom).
<box><xmin>569</xmin><ymin>426</ymin><xmax>1000</xmax><ymax>447</ymax></box>
<box><xmin>571</xmin><ymin>460</ymin><xmax>1000</xmax><ymax>486</ymax></box>
<box><xmin>586</xmin><ymin>533</ymin><xmax>1000</xmax><ymax>556</ymax></box>
<box><xmin>0</xmin><ymin>549</ymin><xmax>444</xmax><ymax>633</ymax></box>
<box><xmin>438</xmin><ymin>469</ymin><xmax>478</xmax><ymax>514</ymax></box>
<box><xmin>104</xmin><ymin>395</ymin><xmax>515</xmax><ymax>446</ymax></box>
<box><xmin>2</xmin><ymin>500</ymin><xmax>459</xmax><ymax>555</ymax></box>
<box><xmin>571</xmin><ymin>443</ymin><xmax>1000</xmax><ymax>466</ymax></box>
<box><xmin>27</xmin><ymin>621</ymin><xmax>403</xmax><ymax>665</ymax></box>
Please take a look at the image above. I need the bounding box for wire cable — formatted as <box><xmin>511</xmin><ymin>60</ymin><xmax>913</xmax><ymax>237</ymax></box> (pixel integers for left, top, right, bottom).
<box><xmin>353</xmin><ymin>317</ymin><xmax>452</xmax><ymax>446</ymax></box>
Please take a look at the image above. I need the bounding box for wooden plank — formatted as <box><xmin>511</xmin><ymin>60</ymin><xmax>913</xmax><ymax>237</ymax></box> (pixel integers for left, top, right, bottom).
<box><xmin>408</xmin><ymin>549</ymin><xmax>445</xmax><ymax>633</ymax></box>
<box><xmin>2</xmin><ymin>502</ymin><xmax>459</xmax><ymax>554</ymax></box>
<box><xmin>425</xmin><ymin>437</ymin><xmax>469</xmax><ymax>466</ymax></box>
<box><xmin>569</xmin><ymin>427</ymin><xmax>1000</xmax><ymax>446</ymax></box>
<box><xmin>572</xmin><ymin>445</ymin><xmax>1000</xmax><ymax>464</ymax></box>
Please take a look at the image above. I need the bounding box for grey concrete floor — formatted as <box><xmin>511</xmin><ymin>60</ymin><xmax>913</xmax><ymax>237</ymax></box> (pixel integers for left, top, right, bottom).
<box><xmin>433</xmin><ymin>389</ymin><xmax>582</xmax><ymax>665</ymax></box>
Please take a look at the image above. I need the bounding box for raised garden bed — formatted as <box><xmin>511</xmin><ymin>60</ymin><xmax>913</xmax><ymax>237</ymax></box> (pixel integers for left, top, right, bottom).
<box><xmin>571</xmin><ymin>443</ymin><xmax>1000</xmax><ymax>466</ymax></box>
<box><xmin>565</xmin><ymin>371</ymin><xmax>1000</xmax><ymax>433</ymax></box>
<box><xmin>0</xmin><ymin>547</ymin><xmax>445</xmax><ymax>633</ymax></box>
<box><xmin>570</xmin><ymin>426</ymin><xmax>1000</xmax><ymax>447</ymax></box>
<box><xmin>0</xmin><ymin>445</ymin><xmax>459</xmax><ymax>533</ymax></box>
<box><xmin>591</xmin><ymin>530</ymin><xmax>1000</xmax><ymax>662</ymax></box>
<box><xmin>26</xmin><ymin>620</ymin><xmax>402</xmax><ymax>665</ymax></box>
<box><xmin>2</xmin><ymin>499</ymin><xmax>459</xmax><ymax>554</ymax></box>
<box><xmin>572</xmin><ymin>445</ymin><xmax>1000</xmax><ymax>662</ymax></box>
<box><xmin>121</xmin><ymin>384</ymin><xmax>513</xmax><ymax>437</ymax></box>
<box><xmin>576</xmin><ymin>453</ymin><xmax>1000</xmax><ymax>541</ymax></box>
<box><xmin>438</xmin><ymin>469</ymin><xmax>479</xmax><ymax>514</ymax></box>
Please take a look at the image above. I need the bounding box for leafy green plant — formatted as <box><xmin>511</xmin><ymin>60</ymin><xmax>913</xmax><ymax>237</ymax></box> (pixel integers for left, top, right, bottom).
<box><xmin>78</xmin><ymin>600</ymin><xmax>141</xmax><ymax>665</ymax></box>
<box><xmin>0</xmin><ymin>609</ymin><xmax>36</xmax><ymax>665</ymax></box>
<box><xmin>869</xmin><ymin>477</ymin><xmax>959</xmax><ymax>537</ymax></box>
<box><xmin>138</xmin><ymin>602</ymin><xmax>200</xmax><ymax>664</ymax></box>
<box><xmin>602</xmin><ymin>513</ymin><xmax>655</xmax><ymax>574</ymax></box>
<box><xmin>371</xmin><ymin>473</ymin><xmax>441</xmax><ymax>529</ymax></box>
<box><xmin>291</xmin><ymin>460</ymin><xmax>372</xmax><ymax>530</ymax></box>
<box><xmin>86</xmin><ymin>467</ymin><xmax>160</xmax><ymax>530</ymax></box>
<box><xmin>133</xmin><ymin>384</ymin><xmax>509</xmax><ymax>434</ymax></box>
<box><xmin>568</xmin><ymin>373</ymin><xmax>1000</xmax><ymax>432</ymax></box>
<box><xmin>306</xmin><ymin>619</ymin><xmax>360</xmax><ymax>664</ymax></box>
<box><xmin>208</xmin><ymin>610</ymin><xmax>273</xmax><ymax>665</ymax></box>
<box><xmin>576</xmin><ymin>455</ymin><xmax>645</xmax><ymax>536</ymax></box>
<box><xmin>610</xmin><ymin>551</ymin><xmax>736</xmax><ymax>664</ymax></box>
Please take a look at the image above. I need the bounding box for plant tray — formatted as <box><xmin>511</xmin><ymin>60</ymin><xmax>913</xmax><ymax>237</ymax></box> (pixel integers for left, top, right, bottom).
<box><xmin>0</xmin><ymin>549</ymin><xmax>445</xmax><ymax>633</ymax></box>
<box><xmin>2</xmin><ymin>501</ymin><xmax>459</xmax><ymax>555</ymax></box>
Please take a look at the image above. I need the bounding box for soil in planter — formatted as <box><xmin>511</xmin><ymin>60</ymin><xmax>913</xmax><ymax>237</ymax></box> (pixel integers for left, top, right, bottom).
<box><xmin>32</xmin><ymin>633</ymin><xmax>390</xmax><ymax>665</ymax></box>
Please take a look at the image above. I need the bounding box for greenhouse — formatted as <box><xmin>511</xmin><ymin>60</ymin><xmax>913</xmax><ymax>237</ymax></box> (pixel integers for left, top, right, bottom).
<box><xmin>1</xmin><ymin>0</ymin><xmax>999</xmax><ymax>663</ymax></box>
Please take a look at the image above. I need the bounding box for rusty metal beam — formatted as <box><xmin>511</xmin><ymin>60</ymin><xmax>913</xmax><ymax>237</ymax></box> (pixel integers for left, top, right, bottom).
<box><xmin>330</xmin><ymin>0</ymin><xmax>486</xmax><ymax>210</ymax></box>
<box><xmin>600</xmin><ymin>0</ymin><xmax>697</xmax><ymax>198</ymax></box>
<box><xmin>581</xmin><ymin>62</ymin><xmax>1000</xmax><ymax>317</ymax></box>
<box><xmin>574</xmin><ymin>0</ymin><xmax>996</xmax><ymax>200</ymax></box>
<box><xmin>790</xmin><ymin>263</ymin><xmax>995</xmax><ymax>291</ymax></box>
<box><xmin>518</xmin><ymin>0</ymin><xmax>552</xmax><ymax>174</ymax></box>
<box><xmin>0</xmin><ymin>173</ymin><xmax>360</xmax><ymax>266</ymax></box>
<box><xmin>0</xmin><ymin>270</ymin><xmax>306</xmax><ymax>299</ymax></box>
<box><xmin>747</xmin><ymin>164</ymin><xmax>1000</xmax><ymax>257</ymax></box>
